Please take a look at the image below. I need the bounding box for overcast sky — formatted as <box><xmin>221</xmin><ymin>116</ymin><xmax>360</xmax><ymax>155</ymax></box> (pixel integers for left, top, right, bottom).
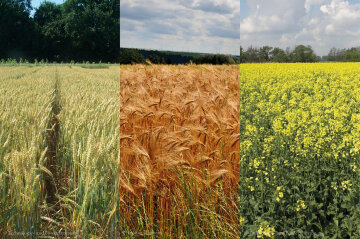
<box><xmin>241</xmin><ymin>0</ymin><xmax>360</xmax><ymax>55</ymax></box>
<box><xmin>120</xmin><ymin>0</ymin><xmax>240</xmax><ymax>55</ymax></box>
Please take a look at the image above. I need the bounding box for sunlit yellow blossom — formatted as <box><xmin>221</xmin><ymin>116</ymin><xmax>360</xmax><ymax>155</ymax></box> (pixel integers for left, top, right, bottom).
<box><xmin>240</xmin><ymin>217</ymin><xmax>244</xmax><ymax>226</ymax></box>
<box><xmin>296</xmin><ymin>200</ymin><xmax>306</xmax><ymax>211</ymax></box>
<box><xmin>341</xmin><ymin>180</ymin><xmax>352</xmax><ymax>191</ymax></box>
<box><xmin>351</xmin><ymin>163</ymin><xmax>357</xmax><ymax>172</ymax></box>
<box><xmin>257</xmin><ymin>221</ymin><xmax>275</xmax><ymax>239</ymax></box>
<box><xmin>253</xmin><ymin>159</ymin><xmax>261</xmax><ymax>169</ymax></box>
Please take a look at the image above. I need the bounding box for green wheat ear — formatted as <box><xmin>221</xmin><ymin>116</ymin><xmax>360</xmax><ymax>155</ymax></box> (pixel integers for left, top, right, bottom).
<box><xmin>0</xmin><ymin>65</ymin><xmax>120</xmax><ymax>237</ymax></box>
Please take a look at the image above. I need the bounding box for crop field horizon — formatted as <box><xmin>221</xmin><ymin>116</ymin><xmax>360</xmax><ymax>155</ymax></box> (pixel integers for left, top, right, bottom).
<box><xmin>0</xmin><ymin>65</ymin><xmax>120</xmax><ymax>238</ymax></box>
<box><xmin>120</xmin><ymin>64</ymin><xmax>240</xmax><ymax>238</ymax></box>
<box><xmin>241</xmin><ymin>63</ymin><xmax>360</xmax><ymax>238</ymax></box>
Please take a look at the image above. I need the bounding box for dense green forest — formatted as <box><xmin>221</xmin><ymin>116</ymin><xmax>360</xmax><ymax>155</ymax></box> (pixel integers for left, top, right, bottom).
<box><xmin>120</xmin><ymin>48</ymin><xmax>239</xmax><ymax>65</ymax></box>
<box><xmin>0</xmin><ymin>0</ymin><xmax>119</xmax><ymax>63</ymax></box>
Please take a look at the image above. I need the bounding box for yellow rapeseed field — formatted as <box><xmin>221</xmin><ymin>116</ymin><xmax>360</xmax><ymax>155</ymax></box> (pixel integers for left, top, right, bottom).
<box><xmin>241</xmin><ymin>63</ymin><xmax>360</xmax><ymax>238</ymax></box>
<box><xmin>120</xmin><ymin>64</ymin><xmax>240</xmax><ymax>238</ymax></box>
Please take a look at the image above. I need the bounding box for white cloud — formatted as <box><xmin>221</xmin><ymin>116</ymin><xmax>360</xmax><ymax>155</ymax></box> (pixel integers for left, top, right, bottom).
<box><xmin>320</xmin><ymin>0</ymin><xmax>360</xmax><ymax>24</ymax></box>
<box><xmin>346</xmin><ymin>29</ymin><xmax>360</xmax><ymax>37</ymax></box>
<box><xmin>320</xmin><ymin>0</ymin><xmax>348</xmax><ymax>14</ymax></box>
<box><xmin>308</xmin><ymin>18</ymin><xmax>319</xmax><ymax>25</ymax></box>
<box><xmin>347</xmin><ymin>39</ymin><xmax>360</xmax><ymax>48</ymax></box>
<box><xmin>241</xmin><ymin>0</ymin><xmax>306</xmax><ymax>34</ymax></box>
<box><xmin>325</xmin><ymin>24</ymin><xmax>335</xmax><ymax>34</ymax></box>
<box><xmin>180</xmin><ymin>0</ymin><xmax>240</xmax><ymax>14</ymax></box>
<box><xmin>241</xmin><ymin>0</ymin><xmax>360</xmax><ymax>55</ymax></box>
<box><xmin>120</xmin><ymin>0</ymin><xmax>240</xmax><ymax>54</ymax></box>
<box><xmin>305</xmin><ymin>0</ymin><xmax>326</xmax><ymax>12</ymax></box>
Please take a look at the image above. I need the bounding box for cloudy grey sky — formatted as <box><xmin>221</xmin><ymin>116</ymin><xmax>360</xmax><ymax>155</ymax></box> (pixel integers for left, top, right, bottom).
<box><xmin>241</xmin><ymin>0</ymin><xmax>360</xmax><ymax>55</ymax></box>
<box><xmin>120</xmin><ymin>0</ymin><xmax>240</xmax><ymax>55</ymax></box>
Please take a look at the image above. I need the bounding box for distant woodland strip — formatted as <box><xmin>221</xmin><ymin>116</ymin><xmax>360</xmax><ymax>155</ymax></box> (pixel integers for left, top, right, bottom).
<box><xmin>120</xmin><ymin>48</ymin><xmax>240</xmax><ymax>65</ymax></box>
<box><xmin>240</xmin><ymin>45</ymin><xmax>360</xmax><ymax>63</ymax></box>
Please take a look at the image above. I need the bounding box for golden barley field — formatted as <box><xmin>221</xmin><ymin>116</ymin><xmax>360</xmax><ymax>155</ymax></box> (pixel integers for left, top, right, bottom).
<box><xmin>0</xmin><ymin>65</ymin><xmax>120</xmax><ymax>238</ymax></box>
<box><xmin>120</xmin><ymin>64</ymin><xmax>240</xmax><ymax>238</ymax></box>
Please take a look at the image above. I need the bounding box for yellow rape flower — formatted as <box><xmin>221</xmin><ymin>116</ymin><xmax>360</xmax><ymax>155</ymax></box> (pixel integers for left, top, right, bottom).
<box><xmin>257</xmin><ymin>221</ymin><xmax>275</xmax><ymax>239</ymax></box>
<box><xmin>341</xmin><ymin>180</ymin><xmax>352</xmax><ymax>191</ymax></box>
<box><xmin>296</xmin><ymin>200</ymin><xmax>306</xmax><ymax>211</ymax></box>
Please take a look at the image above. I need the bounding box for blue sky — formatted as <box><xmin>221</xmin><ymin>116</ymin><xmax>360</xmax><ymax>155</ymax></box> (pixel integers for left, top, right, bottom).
<box><xmin>240</xmin><ymin>0</ymin><xmax>360</xmax><ymax>55</ymax></box>
<box><xmin>32</xmin><ymin>0</ymin><xmax>64</xmax><ymax>9</ymax></box>
<box><xmin>240</xmin><ymin>0</ymin><xmax>249</xmax><ymax>19</ymax></box>
<box><xmin>120</xmin><ymin>0</ymin><xmax>240</xmax><ymax>55</ymax></box>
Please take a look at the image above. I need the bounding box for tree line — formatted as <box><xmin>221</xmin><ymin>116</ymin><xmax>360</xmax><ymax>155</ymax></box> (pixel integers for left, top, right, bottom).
<box><xmin>327</xmin><ymin>47</ymin><xmax>360</xmax><ymax>62</ymax></box>
<box><xmin>0</xmin><ymin>0</ymin><xmax>119</xmax><ymax>63</ymax></box>
<box><xmin>120</xmin><ymin>48</ymin><xmax>239</xmax><ymax>65</ymax></box>
<box><xmin>240</xmin><ymin>45</ymin><xmax>318</xmax><ymax>63</ymax></box>
<box><xmin>193</xmin><ymin>54</ymin><xmax>237</xmax><ymax>65</ymax></box>
<box><xmin>120</xmin><ymin>48</ymin><xmax>192</xmax><ymax>64</ymax></box>
<box><xmin>240</xmin><ymin>45</ymin><xmax>360</xmax><ymax>63</ymax></box>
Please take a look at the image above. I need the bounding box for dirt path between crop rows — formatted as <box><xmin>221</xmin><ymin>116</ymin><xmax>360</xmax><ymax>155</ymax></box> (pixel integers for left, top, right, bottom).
<box><xmin>44</xmin><ymin>71</ymin><xmax>61</xmax><ymax>205</ymax></box>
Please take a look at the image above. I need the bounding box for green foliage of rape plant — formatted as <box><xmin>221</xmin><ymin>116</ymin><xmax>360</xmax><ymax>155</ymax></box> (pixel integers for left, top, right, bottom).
<box><xmin>241</xmin><ymin>63</ymin><xmax>360</xmax><ymax>238</ymax></box>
